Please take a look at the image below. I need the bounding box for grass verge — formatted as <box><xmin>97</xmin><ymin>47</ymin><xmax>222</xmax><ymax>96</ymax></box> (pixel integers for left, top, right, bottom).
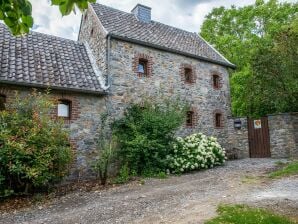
<box><xmin>269</xmin><ymin>160</ymin><xmax>298</xmax><ymax>178</ymax></box>
<box><xmin>205</xmin><ymin>204</ymin><xmax>296</xmax><ymax>224</ymax></box>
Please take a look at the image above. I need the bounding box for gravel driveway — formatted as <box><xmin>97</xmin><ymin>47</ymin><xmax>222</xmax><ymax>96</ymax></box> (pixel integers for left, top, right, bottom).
<box><xmin>1</xmin><ymin>159</ymin><xmax>297</xmax><ymax>224</ymax></box>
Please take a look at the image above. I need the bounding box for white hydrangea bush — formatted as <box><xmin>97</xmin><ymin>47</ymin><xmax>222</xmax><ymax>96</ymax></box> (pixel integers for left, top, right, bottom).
<box><xmin>167</xmin><ymin>133</ymin><xmax>226</xmax><ymax>173</ymax></box>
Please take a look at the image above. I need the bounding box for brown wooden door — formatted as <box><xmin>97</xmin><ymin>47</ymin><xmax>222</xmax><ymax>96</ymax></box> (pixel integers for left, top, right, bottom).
<box><xmin>248</xmin><ymin>117</ymin><xmax>271</xmax><ymax>158</ymax></box>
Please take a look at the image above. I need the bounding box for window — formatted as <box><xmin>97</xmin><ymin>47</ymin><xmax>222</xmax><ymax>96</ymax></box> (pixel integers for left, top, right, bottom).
<box><xmin>186</xmin><ymin>111</ymin><xmax>194</xmax><ymax>127</ymax></box>
<box><xmin>184</xmin><ymin>68</ymin><xmax>193</xmax><ymax>83</ymax></box>
<box><xmin>58</xmin><ymin>100</ymin><xmax>71</xmax><ymax>119</ymax></box>
<box><xmin>84</xmin><ymin>13</ymin><xmax>88</xmax><ymax>20</ymax></box>
<box><xmin>0</xmin><ymin>95</ymin><xmax>6</xmax><ymax>111</ymax></box>
<box><xmin>213</xmin><ymin>74</ymin><xmax>220</xmax><ymax>89</ymax></box>
<box><xmin>215</xmin><ymin>113</ymin><xmax>222</xmax><ymax>128</ymax></box>
<box><xmin>90</xmin><ymin>28</ymin><xmax>94</xmax><ymax>36</ymax></box>
<box><xmin>138</xmin><ymin>59</ymin><xmax>148</xmax><ymax>76</ymax></box>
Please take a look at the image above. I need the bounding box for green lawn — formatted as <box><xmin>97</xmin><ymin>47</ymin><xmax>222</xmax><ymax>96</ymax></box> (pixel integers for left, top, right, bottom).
<box><xmin>269</xmin><ymin>160</ymin><xmax>298</xmax><ymax>178</ymax></box>
<box><xmin>205</xmin><ymin>205</ymin><xmax>296</xmax><ymax>224</ymax></box>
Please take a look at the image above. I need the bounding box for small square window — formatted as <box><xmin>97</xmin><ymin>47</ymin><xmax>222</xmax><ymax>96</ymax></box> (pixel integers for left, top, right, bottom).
<box><xmin>215</xmin><ymin>113</ymin><xmax>222</xmax><ymax>127</ymax></box>
<box><xmin>186</xmin><ymin>111</ymin><xmax>194</xmax><ymax>127</ymax></box>
<box><xmin>138</xmin><ymin>59</ymin><xmax>148</xmax><ymax>76</ymax></box>
<box><xmin>213</xmin><ymin>75</ymin><xmax>220</xmax><ymax>89</ymax></box>
<box><xmin>58</xmin><ymin>100</ymin><xmax>71</xmax><ymax>119</ymax></box>
<box><xmin>0</xmin><ymin>95</ymin><xmax>6</xmax><ymax>111</ymax></box>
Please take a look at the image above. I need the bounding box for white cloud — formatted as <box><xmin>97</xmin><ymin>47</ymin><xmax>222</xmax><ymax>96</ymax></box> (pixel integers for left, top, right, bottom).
<box><xmin>30</xmin><ymin>0</ymin><xmax>296</xmax><ymax>40</ymax></box>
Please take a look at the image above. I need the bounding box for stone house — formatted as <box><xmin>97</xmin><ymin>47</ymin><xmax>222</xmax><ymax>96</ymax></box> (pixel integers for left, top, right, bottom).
<box><xmin>0</xmin><ymin>3</ymin><xmax>236</xmax><ymax>177</ymax></box>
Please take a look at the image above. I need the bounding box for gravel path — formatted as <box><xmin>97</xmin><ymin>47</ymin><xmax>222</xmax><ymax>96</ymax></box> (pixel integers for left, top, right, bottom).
<box><xmin>1</xmin><ymin>158</ymin><xmax>297</xmax><ymax>224</ymax></box>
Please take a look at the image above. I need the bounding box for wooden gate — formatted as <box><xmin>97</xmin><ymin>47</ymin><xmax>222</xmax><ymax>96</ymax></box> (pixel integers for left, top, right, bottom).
<box><xmin>248</xmin><ymin>117</ymin><xmax>271</xmax><ymax>158</ymax></box>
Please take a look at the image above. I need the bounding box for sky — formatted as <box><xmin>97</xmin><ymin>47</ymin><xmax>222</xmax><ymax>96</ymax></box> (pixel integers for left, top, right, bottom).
<box><xmin>31</xmin><ymin>0</ymin><xmax>296</xmax><ymax>40</ymax></box>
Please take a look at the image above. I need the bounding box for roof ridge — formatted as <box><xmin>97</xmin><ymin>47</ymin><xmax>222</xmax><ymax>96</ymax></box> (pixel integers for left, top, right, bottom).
<box><xmin>0</xmin><ymin>23</ymin><xmax>81</xmax><ymax>45</ymax></box>
<box><xmin>91</xmin><ymin>3</ymin><xmax>199</xmax><ymax>37</ymax></box>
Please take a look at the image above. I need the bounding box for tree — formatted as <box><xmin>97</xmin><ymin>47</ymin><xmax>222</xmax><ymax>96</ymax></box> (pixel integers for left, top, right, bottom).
<box><xmin>249</xmin><ymin>18</ymin><xmax>298</xmax><ymax>116</ymax></box>
<box><xmin>200</xmin><ymin>0</ymin><xmax>298</xmax><ymax>117</ymax></box>
<box><xmin>0</xmin><ymin>0</ymin><xmax>95</xmax><ymax>35</ymax></box>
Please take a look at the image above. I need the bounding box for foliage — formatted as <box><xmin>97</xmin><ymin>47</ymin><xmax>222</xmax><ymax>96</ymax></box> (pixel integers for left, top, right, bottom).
<box><xmin>200</xmin><ymin>0</ymin><xmax>298</xmax><ymax>117</ymax></box>
<box><xmin>92</xmin><ymin>113</ymin><xmax>117</xmax><ymax>185</ymax></box>
<box><xmin>114</xmin><ymin>164</ymin><xmax>130</xmax><ymax>184</ymax></box>
<box><xmin>269</xmin><ymin>160</ymin><xmax>298</xmax><ymax>178</ymax></box>
<box><xmin>0</xmin><ymin>0</ymin><xmax>96</xmax><ymax>35</ymax></box>
<box><xmin>205</xmin><ymin>204</ymin><xmax>295</xmax><ymax>224</ymax></box>
<box><xmin>168</xmin><ymin>133</ymin><xmax>226</xmax><ymax>174</ymax></box>
<box><xmin>0</xmin><ymin>91</ymin><xmax>72</xmax><ymax>197</ymax></box>
<box><xmin>112</xmin><ymin>98</ymin><xmax>187</xmax><ymax>176</ymax></box>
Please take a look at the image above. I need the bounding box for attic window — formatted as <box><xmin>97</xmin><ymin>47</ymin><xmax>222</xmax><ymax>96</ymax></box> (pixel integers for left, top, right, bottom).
<box><xmin>212</xmin><ymin>74</ymin><xmax>220</xmax><ymax>89</ymax></box>
<box><xmin>58</xmin><ymin>100</ymin><xmax>71</xmax><ymax>119</ymax></box>
<box><xmin>215</xmin><ymin>113</ymin><xmax>222</xmax><ymax>128</ymax></box>
<box><xmin>186</xmin><ymin>111</ymin><xmax>194</xmax><ymax>127</ymax></box>
<box><xmin>138</xmin><ymin>59</ymin><xmax>148</xmax><ymax>76</ymax></box>
<box><xmin>0</xmin><ymin>95</ymin><xmax>6</xmax><ymax>111</ymax></box>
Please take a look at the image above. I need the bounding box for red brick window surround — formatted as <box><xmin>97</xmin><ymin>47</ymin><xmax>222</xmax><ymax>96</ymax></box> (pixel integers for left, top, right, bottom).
<box><xmin>186</xmin><ymin>107</ymin><xmax>198</xmax><ymax>128</ymax></box>
<box><xmin>213</xmin><ymin>110</ymin><xmax>224</xmax><ymax>128</ymax></box>
<box><xmin>0</xmin><ymin>94</ymin><xmax>6</xmax><ymax>111</ymax></box>
<box><xmin>133</xmin><ymin>53</ymin><xmax>153</xmax><ymax>77</ymax></box>
<box><xmin>180</xmin><ymin>64</ymin><xmax>196</xmax><ymax>84</ymax></box>
<box><xmin>58</xmin><ymin>100</ymin><xmax>72</xmax><ymax>120</ymax></box>
<box><xmin>212</xmin><ymin>73</ymin><xmax>223</xmax><ymax>89</ymax></box>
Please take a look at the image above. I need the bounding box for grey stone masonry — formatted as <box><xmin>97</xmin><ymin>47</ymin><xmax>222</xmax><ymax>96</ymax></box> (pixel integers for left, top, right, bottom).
<box><xmin>108</xmin><ymin>39</ymin><xmax>232</xmax><ymax>150</ymax></box>
<box><xmin>227</xmin><ymin>117</ymin><xmax>249</xmax><ymax>159</ymax></box>
<box><xmin>269</xmin><ymin>113</ymin><xmax>298</xmax><ymax>158</ymax></box>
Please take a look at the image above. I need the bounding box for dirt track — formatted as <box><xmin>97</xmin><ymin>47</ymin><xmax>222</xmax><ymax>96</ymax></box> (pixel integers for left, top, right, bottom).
<box><xmin>1</xmin><ymin>158</ymin><xmax>297</xmax><ymax>224</ymax></box>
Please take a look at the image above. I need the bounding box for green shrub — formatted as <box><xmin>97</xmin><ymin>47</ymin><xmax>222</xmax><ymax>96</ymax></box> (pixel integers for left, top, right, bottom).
<box><xmin>114</xmin><ymin>164</ymin><xmax>130</xmax><ymax>184</ymax></box>
<box><xmin>168</xmin><ymin>133</ymin><xmax>226</xmax><ymax>173</ymax></box>
<box><xmin>0</xmin><ymin>91</ymin><xmax>72</xmax><ymax>197</ymax></box>
<box><xmin>112</xmin><ymin>98</ymin><xmax>187</xmax><ymax>176</ymax></box>
<box><xmin>92</xmin><ymin>113</ymin><xmax>117</xmax><ymax>185</ymax></box>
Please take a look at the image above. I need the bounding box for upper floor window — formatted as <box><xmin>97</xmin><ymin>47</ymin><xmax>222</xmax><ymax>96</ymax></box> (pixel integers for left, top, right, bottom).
<box><xmin>0</xmin><ymin>95</ymin><xmax>6</xmax><ymax>111</ymax></box>
<box><xmin>215</xmin><ymin>113</ymin><xmax>222</xmax><ymax>128</ymax></box>
<box><xmin>212</xmin><ymin>74</ymin><xmax>220</xmax><ymax>89</ymax></box>
<box><xmin>180</xmin><ymin>64</ymin><xmax>196</xmax><ymax>84</ymax></box>
<box><xmin>184</xmin><ymin>68</ymin><xmax>193</xmax><ymax>84</ymax></box>
<box><xmin>138</xmin><ymin>59</ymin><xmax>148</xmax><ymax>76</ymax></box>
<box><xmin>133</xmin><ymin>53</ymin><xmax>153</xmax><ymax>77</ymax></box>
<box><xmin>58</xmin><ymin>100</ymin><xmax>71</xmax><ymax>119</ymax></box>
<box><xmin>186</xmin><ymin>111</ymin><xmax>194</xmax><ymax>127</ymax></box>
<box><xmin>90</xmin><ymin>28</ymin><xmax>94</xmax><ymax>37</ymax></box>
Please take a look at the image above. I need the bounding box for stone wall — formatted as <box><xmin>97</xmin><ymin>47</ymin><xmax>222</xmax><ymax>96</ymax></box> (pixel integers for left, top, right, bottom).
<box><xmin>108</xmin><ymin>39</ymin><xmax>232</xmax><ymax>149</ymax></box>
<box><xmin>0</xmin><ymin>84</ymin><xmax>106</xmax><ymax>179</ymax></box>
<box><xmin>78</xmin><ymin>6</ymin><xmax>107</xmax><ymax>74</ymax></box>
<box><xmin>227</xmin><ymin>117</ymin><xmax>249</xmax><ymax>159</ymax></box>
<box><xmin>268</xmin><ymin>113</ymin><xmax>298</xmax><ymax>158</ymax></box>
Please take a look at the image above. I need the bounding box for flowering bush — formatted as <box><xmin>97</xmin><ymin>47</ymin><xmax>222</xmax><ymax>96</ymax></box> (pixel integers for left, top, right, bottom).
<box><xmin>168</xmin><ymin>133</ymin><xmax>226</xmax><ymax>173</ymax></box>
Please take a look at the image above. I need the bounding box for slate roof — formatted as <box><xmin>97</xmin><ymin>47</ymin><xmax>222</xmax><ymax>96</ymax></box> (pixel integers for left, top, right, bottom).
<box><xmin>0</xmin><ymin>23</ymin><xmax>106</xmax><ymax>94</ymax></box>
<box><xmin>91</xmin><ymin>3</ymin><xmax>235</xmax><ymax>68</ymax></box>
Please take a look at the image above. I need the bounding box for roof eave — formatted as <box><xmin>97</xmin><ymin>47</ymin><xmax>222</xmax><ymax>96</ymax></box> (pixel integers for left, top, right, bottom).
<box><xmin>108</xmin><ymin>33</ymin><xmax>236</xmax><ymax>69</ymax></box>
<box><xmin>0</xmin><ymin>80</ymin><xmax>108</xmax><ymax>96</ymax></box>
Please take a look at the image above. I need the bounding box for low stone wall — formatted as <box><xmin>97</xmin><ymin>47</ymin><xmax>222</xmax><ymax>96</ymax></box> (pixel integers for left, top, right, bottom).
<box><xmin>227</xmin><ymin>117</ymin><xmax>249</xmax><ymax>159</ymax></box>
<box><xmin>268</xmin><ymin>113</ymin><xmax>298</xmax><ymax>158</ymax></box>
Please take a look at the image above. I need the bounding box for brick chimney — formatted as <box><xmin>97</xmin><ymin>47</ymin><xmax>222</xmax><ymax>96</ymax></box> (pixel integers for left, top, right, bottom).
<box><xmin>131</xmin><ymin>4</ymin><xmax>151</xmax><ymax>23</ymax></box>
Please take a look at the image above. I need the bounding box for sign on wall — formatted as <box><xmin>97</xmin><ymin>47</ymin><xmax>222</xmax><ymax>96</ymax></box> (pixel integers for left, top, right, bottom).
<box><xmin>254</xmin><ymin>120</ymin><xmax>262</xmax><ymax>129</ymax></box>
